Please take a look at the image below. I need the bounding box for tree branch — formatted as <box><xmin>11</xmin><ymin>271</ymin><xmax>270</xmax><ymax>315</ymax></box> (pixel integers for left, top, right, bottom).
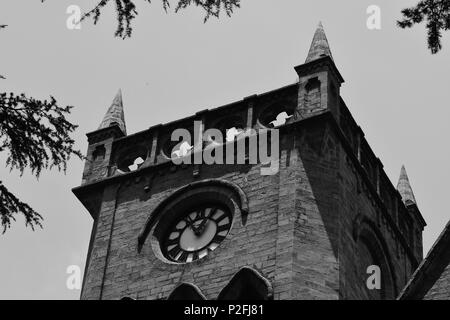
<box><xmin>0</xmin><ymin>181</ymin><xmax>43</xmax><ymax>233</ymax></box>
<box><xmin>0</xmin><ymin>92</ymin><xmax>83</xmax><ymax>232</ymax></box>
<box><xmin>397</xmin><ymin>0</ymin><xmax>449</xmax><ymax>54</ymax></box>
<box><xmin>0</xmin><ymin>92</ymin><xmax>83</xmax><ymax>178</ymax></box>
<box><xmin>74</xmin><ymin>0</ymin><xmax>240</xmax><ymax>39</ymax></box>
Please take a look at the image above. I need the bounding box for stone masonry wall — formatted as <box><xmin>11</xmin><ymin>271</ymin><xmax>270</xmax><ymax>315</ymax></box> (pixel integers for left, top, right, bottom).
<box><xmin>337</xmin><ymin>131</ymin><xmax>417</xmax><ymax>299</ymax></box>
<box><xmin>81</xmin><ymin>122</ymin><xmax>342</xmax><ymax>300</ymax></box>
<box><xmin>424</xmin><ymin>263</ymin><xmax>450</xmax><ymax>300</ymax></box>
<box><xmin>79</xmin><ymin>115</ymin><xmax>418</xmax><ymax>300</ymax></box>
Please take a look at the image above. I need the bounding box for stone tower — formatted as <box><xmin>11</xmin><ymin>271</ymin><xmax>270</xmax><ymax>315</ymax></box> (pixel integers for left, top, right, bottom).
<box><xmin>73</xmin><ymin>24</ymin><xmax>426</xmax><ymax>300</ymax></box>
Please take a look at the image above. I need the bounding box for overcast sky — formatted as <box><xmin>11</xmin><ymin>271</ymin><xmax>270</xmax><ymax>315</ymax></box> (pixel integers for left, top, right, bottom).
<box><xmin>1</xmin><ymin>0</ymin><xmax>449</xmax><ymax>299</ymax></box>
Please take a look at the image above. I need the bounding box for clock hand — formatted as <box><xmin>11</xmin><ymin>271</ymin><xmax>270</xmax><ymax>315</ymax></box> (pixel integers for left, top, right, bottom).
<box><xmin>195</xmin><ymin>207</ymin><xmax>216</xmax><ymax>235</ymax></box>
<box><xmin>190</xmin><ymin>209</ymin><xmax>207</xmax><ymax>235</ymax></box>
<box><xmin>185</xmin><ymin>216</ymin><xmax>198</xmax><ymax>233</ymax></box>
<box><xmin>196</xmin><ymin>218</ymin><xmax>209</xmax><ymax>235</ymax></box>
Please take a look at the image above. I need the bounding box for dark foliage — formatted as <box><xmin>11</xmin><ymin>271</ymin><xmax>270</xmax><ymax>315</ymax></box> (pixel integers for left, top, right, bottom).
<box><xmin>398</xmin><ymin>0</ymin><xmax>450</xmax><ymax>54</ymax></box>
<box><xmin>0</xmin><ymin>181</ymin><xmax>42</xmax><ymax>233</ymax></box>
<box><xmin>44</xmin><ymin>0</ymin><xmax>240</xmax><ymax>39</ymax></box>
<box><xmin>0</xmin><ymin>93</ymin><xmax>83</xmax><ymax>233</ymax></box>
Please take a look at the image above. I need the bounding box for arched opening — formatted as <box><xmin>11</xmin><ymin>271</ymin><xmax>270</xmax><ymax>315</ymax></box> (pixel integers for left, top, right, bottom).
<box><xmin>92</xmin><ymin>145</ymin><xmax>106</xmax><ymax>161</ymax></box>
<box><xmin>304</xmin><ymin>77</ymin><xmax>321</xmax><ymax>112</ymax></box>
<box><xmin>355</xmin><ymin>220</ymin><xmax>397</xmax><ymax>300</ymax></box>
<box><xmin>167</xmin><ymin>283</ymin><xmax>206</xmax><ymax>300</ymax></box>
<box><xmin>257</xmin><ymin>101</ymin><xmax>295</xmax><ymax>128</ymax></box>
<box><xmin>207</xmin><ymin>115</ymin><xmax>246</xmax><ymax>145</ymax></box>
<box><xmin>116</xmin><ymin>147</ymin><xmax>148</xmax><ymax>173</ymax></box>
<box><xmin>218</xmin><ymin>267</ymin><xmax>272</xmax><ymax>300</ymax></box>
<box><xmin>171</xmin><ymin>141</ymin><xmax>193</xmax><ymax>158</ymax></box>
<box><xmin>160</xmin><ymin>129</ymin><xmax>194</xmax><ymax>160</ymax></box>
<box><xmin>269</xmin><ymin>111</ymin><xmax>292</xmax><ymax>127</ymax></box>
<box><xmin>225</xmin><ymin>126</ymin><xmax>244</xmax><ymax>142</ymax></box>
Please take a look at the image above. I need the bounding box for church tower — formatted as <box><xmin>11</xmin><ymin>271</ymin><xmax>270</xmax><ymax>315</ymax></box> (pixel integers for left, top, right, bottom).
<box><xmin>73</xmin><ymin>24</ymin><xmax>426</xmax><ymax>300</ymax></box>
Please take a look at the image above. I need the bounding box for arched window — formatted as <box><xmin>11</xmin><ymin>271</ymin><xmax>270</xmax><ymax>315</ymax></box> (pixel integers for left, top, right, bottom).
<box><xmin>355</xmin><ymin>220</ymin><xmax>397</xmax><ymax>300</ymax></box>
<box><xmin>304</xmin><ymin>77</ymin><xmax>321</xmax><ymax>111</ymax></box>
<box><xmin>218</xmin><ymin>267</ymin><xmax>272</xmax><ymax>300</ymax></box>
<box><xmin>257</xmin><ymin>101</ymin><xmax>296</xmax><ymax>129</ymax></box>
<box><xmin>115</xmin><ymin>146</ymin><xmax>148</xmax><ymax>173</ymax></box>
<box><xmin>158</xmin><ymin>126</ymin><xmax>194</xmax><ymax>160</ymax></box>
<box><xmin>207</xmin><ymin>115</ymin><xmax>247</xmax><ymax>145</ymax></box>
<box><xmin>92</xmin><ymin>144</ymin><xmax>106</xmax><ymax>161</ymax></box>
<box><xmin>167</xmin><ymin>283</ymin><xmax>206</xmax><ymax>300</ymax></box>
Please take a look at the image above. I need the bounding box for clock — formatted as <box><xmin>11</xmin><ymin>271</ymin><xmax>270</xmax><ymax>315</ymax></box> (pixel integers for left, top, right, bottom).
<box><xmin>161</xmin><ymin>205</ymin><xmax>232</xmax><ymax>263</ymax></box>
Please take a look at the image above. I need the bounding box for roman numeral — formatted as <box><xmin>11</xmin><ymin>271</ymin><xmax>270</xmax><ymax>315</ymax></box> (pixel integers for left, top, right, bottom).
<box><xmin>178</xmin><ymin>251</ymin><xmax>189</xmax><ymax>262</ymax></box>
<box><xmin>168</xmin><ymin>246</ymin><xmax>181</xmax><ymax>258</ymax></box>
<box><xmin>216</xmin><ymin>224</ymin><xmax>230</xmax><ymax>233</ymax></box>
<box><xmin>192</xmin><ymin>252</ymin><xmax>199</xmax><ymax>261</ymax></box>
<box><xmin>197</xmin><ymin>208</ymin><xmax>205</xmax><ymax>219</ymax></box>
<box><xmin>212</xmin><ymin>211</ymin><xmax>226</xmax><ymax>222</ymax></box>
<box><xmin>213</xmin><ymin>234</ymin><xmax>226</xmax><ymax>242</ymax></box>
<box><xmin>166</xmin><ymin>237</ymin><xmax>179</xmax><ymax>246</ymax></box>
<box><xmin>207</xmin><ymin>207</ymin><xmax>218</xmax><ymax>218</ymax></box>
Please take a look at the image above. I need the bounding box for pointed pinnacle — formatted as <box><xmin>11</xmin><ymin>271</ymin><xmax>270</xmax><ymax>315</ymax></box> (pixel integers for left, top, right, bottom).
<box><xmin>98</xmin><ymin>89</ymin><xmax>127</xmax><ymax>135</ymax></box>
<box><xmin>397</xmin><ymin>165</ymin><xmax>417</xmax><ymax>205</ymax></box>
<box><xmin>305</xmin><ymin>22</ymin><xmax>334</xmax><ymax>63</ymax></box>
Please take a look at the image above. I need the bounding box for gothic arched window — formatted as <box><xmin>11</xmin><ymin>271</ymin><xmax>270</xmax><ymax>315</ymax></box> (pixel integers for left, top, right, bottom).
<box><xmin>355</xmin><ymin>220</ymin><xmax>397</xmax><ymax>300</ymax></box>
<box><xmin>167</xmin><ymin>283</ymin><xmax>206</xmax><ymax>300</ymax></box>
<box><xmin>218</xmin><ymin>267</ymin><xmax>272</xmax><ymax>300</ymax></box>
<box><xmin>257</xmin><ymin>101</ymin><xmax>295</xmax><ymax>129</ymax></box>
<box><xmin>92</xmin><ymin>144</ymin><xmax>106</xmax><ymax>161</ymax></box>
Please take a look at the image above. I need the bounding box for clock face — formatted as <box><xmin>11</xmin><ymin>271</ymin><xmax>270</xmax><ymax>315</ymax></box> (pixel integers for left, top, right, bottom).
<box><xmin>162</xmin><ymin>205</ymin><xmax>232</xmax><ymax>263</ymax></box>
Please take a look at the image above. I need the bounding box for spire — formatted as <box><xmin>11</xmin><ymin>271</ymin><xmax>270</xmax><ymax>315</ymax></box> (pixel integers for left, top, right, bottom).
<box><xmin>305</xmin><ymin>22</ymin><xmax>334</xmax><ymax>63</ymax></box>
<box><xmin>98</xmin><ymin>89</ymin><xmax>127</xmax><ymax>135</ymax></box>
<box><xmin>397</xmin><ymin>165</ymin><xmax>417</xmax><ymax>205</ymax></box>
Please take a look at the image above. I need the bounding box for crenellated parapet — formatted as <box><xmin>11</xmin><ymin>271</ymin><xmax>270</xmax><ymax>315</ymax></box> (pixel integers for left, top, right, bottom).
<box><xmin>83</xmin><ymin>83</ymin><xmax>299</xmax><ymax>182</ymax></box>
